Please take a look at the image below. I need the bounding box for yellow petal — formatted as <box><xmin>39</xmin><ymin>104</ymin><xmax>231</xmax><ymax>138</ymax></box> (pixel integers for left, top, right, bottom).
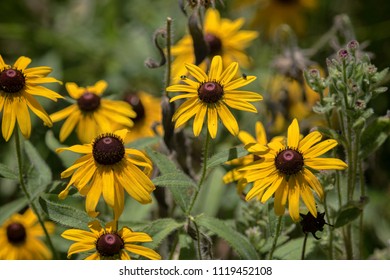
<box><xmin>101</xmin><ymin>169</ymin><xmax>115</xmax><ymax>208</ymax></box>
<box><xmin>261</xmin><ymin>174</ymin><xmax>284</xmax><ymax>203</ymax></box>
<box><xmin>305</xmin><ymin>158</ymin><xmax>348</xmax><ymax>170</ymax></box>
<box><xmin>56</xmin><ymin>144</ymin><xmax>92</xmax><ymax>154</ymax></box>
<box><xmin>225</xmin><ymin>90</ymin><xmax>263</xmax><ymax>101</ymax></box>
<box><xmin>302</xmin><ymin>169</ymin><xmax>324</xmax><ymax>200</ymax></box>
<box><xmin>287</xmin><ymin>118</ymin><xmax>300</xmax><ymax>149</ymax></box>
<box><xmin>208</xmin><ymin>55</ymin><xmax>223</xmax><ymax>81</ymax></box>
<box><xmin>166</xmin><ymin>84</ymin><xmax>198</xmax><ymax>93</ymax></box>
<box><xmin>288</xmin><ymin>177</ymin><xmax>301</xmax><ymax>222</ymax></box>
<box><xmin>185</xmin><ymin>63</ymin><xmax>208</xmax><ymax>82</ymax></box>
<box><xmin>59</xmin><ymin>110</ymin><xmax>81</xmax><ymax>142</ymax></box>
<box><xmin>298</xmin><ymin>131</ymin><xmax>322</xmax><ymax>152</ymax></box>
<box><xmin>274</xmin><ymin>181</ymin><xmax>289</xmax><ymax>216</ymax></box>
<box><xmin>193</xmin><ymin>104</ymin><xmax>207</xmax><ymax>136</ymax></box>
<box><xmin>223</xmin><ymin>98</ymin><xmax>258</xmax><ymax>113</ymax></box>
<box><xmin>85</xmin><ymin>177</ymin><xmax>102</xmax><ymax>217</ymax></box>
<box><xmin>207</xmin><ymin>106</ymin><xmax>218</xmax><ymax>138</ymax></box>
<box><xmin>14</xmin><ymin>56</ymin><xmax>31</xmax><ymax>70</ymax></box>
<box><xmin>219</xmin><ymin>61</ymin><xmax>239</xmax><ymax>84</ymax></box>
<box><xmin>50</xmin><ymin>104</ymin><xmax>77</xmax><ymax>122</ymax></box>
<box><xmin>217</xmin><ymin>103</ymin><xmax>238</xmax><ymax>136</ymax></box>
<box><xmin>238</xmin><ymin>130</ymin><xmax>256</xmax><ymax>145</ymax></box>
<box><xmin>124</xmin><ymin>244</ymin><xmax>161</xmax><ymax>260</ymax></box>
<box><xmin>14</xmin><ymin>97</ymin><xmax>31</xmax><ymax>139</ymax></box>
<box><xmin>304</xmin><ymin>139</ymin><xmax>338</xmax><ymax>158</ymax></box>
<box><xmin>25</xmin><ymin>94</ymin><xmax>52</xmax><ymax>127</ymax></box>
<box><xmin>224</xmin><ymin>75</ymin><xmax>256</xmax><ymax>91</ymax></box>
<box><xmin>2</xmin><ymin>100</ymin><xmax>16</xmax><ymax>141</ymax></box>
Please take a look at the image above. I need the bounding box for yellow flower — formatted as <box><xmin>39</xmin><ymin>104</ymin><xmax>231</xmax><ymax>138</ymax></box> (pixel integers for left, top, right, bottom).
<box><xmin>0</xmin><ymin>208</ymin><xmax>55</xmax><ymax>260</ymax></box>
<box><xmin>240</xmin><ymin>118</ymin><xmax>347</xmax><ymax>221</ymax></box>
<box><xmin>62</xmin><ymin>221</ymin><xmax>161</xmax><ymax>260</ymax></box>
<box><xmin>234</xmin><ymin>0</ymin><xmax>318</xmax><ymax>37</ymax></box>
<box><xmin>166</xmin><ymin>55</ymin><xmax>263</xmax><ymax>139</ymax></box>
<box><xmin>57</xmin><ymin>129</ymin><xmax>155</xmax><ymax>220</ymax></box>
<box><xmin>223</xmin><ymin>121</ymin><xmax>283</xmax><ymax>194</ymax></box>
<box><xmin>121</xmin><ymin>91</ymin><xmax>162</xmax><ymax>142</ymax></box>
<box><xmin>50</xmin><ymin>80</ymin><xmax>136</xmax><ymax>144</ymax></box>
<box><xmin>0</xmin><ymin>55</ymin><xmax>62</xmax><ymax>141</ymax></box>
<box><xmin>171</xmin><ymin>8</ymin><xmax>258</xmax><ymax>82</ymax></box>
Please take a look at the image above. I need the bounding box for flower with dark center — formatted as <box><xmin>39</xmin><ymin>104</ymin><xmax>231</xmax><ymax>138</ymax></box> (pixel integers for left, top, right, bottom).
<box><xmin>57</xmin><ymin>129</ymin><xmax>155</xmax><ymax>219</ymax></box>
<box><xmin>0</xmin><ymin>68</ymin><xmax>25</xmax><ymax>93</ymax></box>
<box><xmin>198</xmin><ymin>81</ymin><xmax>224</xmax><ymax>104</ymax></box>
<box><xmin>96</xmin><ymin>233</ymin><xmax>124</xmax><ymax>258</ymax></box>
<box><xmin>239</xmin><ymin>118</ymin><xmax>348</xmax><ymax>222</ymax></box>
<box><xmin>50</xmin><ymin>80</ymin><xmax>136</xmax><ymax>143</ymax></box>
<box><xmin>0</xmin><ymin>208</ymin><xmax>55</xmax><ymax>259</ymax></box>
<box><xmin>62</xmin><ymin>221</ymin><xmax>161</xmax><ymax>260</ymax></box>
<box><xmin>204</xmin><ymin>33</ymin><xmax>222</xmax><ymax>56</ymax></box>
<box><xmin>124</xmin><ymin>93</ymin><xmax>145</xmax><ymax>122</ymax></box>
<box><xmin>275</xmin><ymin>148</ymin><xmax>304</xmax><ymax>176</ymax></box>
<box><xmin>170</xmin><ymin>9</ymin><xmax>258</xmax><ymax>83</ymax></box>
<box><xmin>0</xmin><ymin>55</ymin><xmax>63</xmax><ymax>142</ymax></box>
<box><xmin>167</xmin><ymin>55</ymin><xmax>262</xmax><ymax>138</ymax></box>
<box><xmin>6</xmin><ymin>222</ymin><xmax>27</xmax><ymax>245</ymax></box>
<box><xmin>77</xmin><ymin>91</ymin><xmax>101</xmax><ymax>112</ymax></box>
<box><xmin>92</xmin><ymin>134</ymin><xmax>125</xmax><ymax>165</ymax></box>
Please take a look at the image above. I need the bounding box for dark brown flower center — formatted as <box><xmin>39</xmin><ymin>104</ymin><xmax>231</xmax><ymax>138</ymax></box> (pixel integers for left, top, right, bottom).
<box><xmin>275</xmin><ymin>148</ymin><xmax>304</xmax><ymax>176</ymax></box>
<box><xmin>204</xmin><ymin>33</ymin><xmax>222</xmax><ymax>56</ymax></box>
<box><xmin>6</xmin><ymin>222</ymin><xmax>27</xmax><ymax>245</ymax></box>
<box><xmin>96</xmin><ymin>233</ymin><xmax>124</xmax><ymax>257</ymax></box>
<box><xmin>77</xmin><ymin>91</ymin><xmax>101</xmax><ymax>112</ymax></box>
<box><xmin>198</xmin><ymin>82</ymin><xmax>224</xmax><ymax>103</ymax></box>
<box><xmin>0</xmin><ymin>68</ymin><xmax>26</xmax><ymax>93</ymax></box>
<box><xmin>92</xmin><ymin>134</ymin><xmax>125</xmax><ymax>165</ymax></box>
<box><xmin>124</xmin><ymin>93</ymin><xmax>144</xmax><ymax>122</ymax></box>
<box><xmin>276</xmin><ymin>0</ymin><xmax>299</xmax><ymax>5</ymax></box>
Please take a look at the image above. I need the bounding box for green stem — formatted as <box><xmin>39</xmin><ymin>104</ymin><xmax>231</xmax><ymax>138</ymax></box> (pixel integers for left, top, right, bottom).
<box><xmin>186</xmin><ymin>131</ymin><xmax>211</xmax><ymax>216</ymax></box>
<box><xmin>164</xmin><ymin>17</ymin><xmax>172</xmax><ymax>90</ymax></box>
<box><xmin>323</xmin><ymin>192</ymin><xmax>333</xmax><ymax>259</ymax></box>
<box><xmin>14</xmin><ymin>130</ymin><xmax>58</xmax><ymax>259</ymax></box>
<box><xmin>192</xmin><ymin>218</ymin><xmax>203</xmax><ymax>260</ymax></box>
<box><xmin>301</xmin><ymin>233</ymin><xmax>308</xmax><ymax>260</ymax></box>
<box><xmin>358</xmin><ymin>157</ymin><xmax>365</xmax><ymax>259</ymax></box>
<box><xmin>268</xmin><ymin>215</ymin><xmax>283</xmax><ymax>260</ymax></box>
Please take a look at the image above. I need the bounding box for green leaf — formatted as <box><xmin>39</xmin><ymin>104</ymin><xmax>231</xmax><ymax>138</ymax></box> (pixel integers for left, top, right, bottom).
<box><xmin>136</xmin><ymin>218</ymin><xmax>184</xmax><ymax>250</ymax></box>
<box><xmin>334</xmin><ymin>204</ymin><xmax>362</xmax><ymax>228</ymax></box>
<box><xmin>24</xmin><ymin>140</ymin><xmax>52</xmax><ymax>186</ymax></box>
<box><xmin>152</xmin><ymin>173</ymin><xmax>197</xmax><ymax>188</ymax></box>
<box><xmin>273</xmin><ymin>236</ymin><xmax>314</xmax><ymax>260</ymax></box>
<box><xmin>0</xmin><ymin>163</ymin><xmax>18</xmax><ymax>180</ymax></box>
<box><xmin>39</xmin><ymin>194</ymin><xmax>101</xmax><ymax>230</ymax></box>
<box><xmin>126</xmin><ymin>136</ymin><xmax>160</xmax><ymax>149</ymax></box>
<box><xmin>145</xmin><ymin>147</ymin><xmax>194</xmax><ymax>212</ymax></box>
<box><xmin>207</xmin><ymin>145</ymin><xmax>248</xmax><ymax>169</ymax></box>
<box><xmin>0</xmin><ymin>197</ymin><xmax>28</xmax><ymax>224</ymax></box>
<box><xmin>360</xmin><ymin>116</ymin><xmax>390</xmax><ymax>159</ymax></box>
<box><xmin>195</xmin><ymin>215</ymin><xmax>259</xmax><ymax>259</ymax></box>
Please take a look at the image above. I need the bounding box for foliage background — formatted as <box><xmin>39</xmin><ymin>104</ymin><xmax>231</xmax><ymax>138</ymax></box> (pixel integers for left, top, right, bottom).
<box><xmin>0</xmin><ymin>0</ymin><xmax>389</xmax><ymax>259</ymax></box>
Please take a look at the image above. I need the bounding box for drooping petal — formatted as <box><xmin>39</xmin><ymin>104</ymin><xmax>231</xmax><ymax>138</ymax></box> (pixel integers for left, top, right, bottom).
<box><xmin>217</xmin><ymin>103</ymin><xmax>239</xmax><ymax>136</ymax></box>
<box><xmin>274</xmin><ymin>180</ymin><xmax>289</xmax><ymax>216</ymax></box>
<box><xmin>288</xmin><ymin>177</ymin><xmax>301</xmax><ymax>222</ymax></box>
<box><xmin>50</xmin><ymin>104</ymin><xmax>77</xmax><ymax>122</ymax></box>
<box><xmin>101</xmin><ymin>168</ymin><xmax>115</xmax><ymax>208</ymax></box>
<box><xmin>124</xmin><ymin>244</ymin><xmax>161</xmax><ymax>260</ymax></box>
<box><xmin>14</xmin><ymin>97</ymin><xmax>31</xmax><ymax>139</ymax></box>
<box><xmin>185</xmin><ymin>63</ymin><xmax>208</xmax><ymax>82</ymax></box>
<box><xmin>261</xmin><ymin>174</ymin><xmax>284</xmax><ymax>203</ymax></box>
<box><xmin>193</xmin><ymin>104</ymin><xmax>207</xmax><ymax>136</ymax></box>
<box><xmin>207</xmin><ymin>106</ymin><xmax>218</xmax><ymax>138</ymax></box>
<box><xmin>302</xmin><ymin>169</ymin><xmax>324</xmax><ymax>200</ymax></box>
<box><xmin>2</xmin><ymin>100</ymin><xmax>16</xmax><ymax>141</ymax></box>
<box><xmin>59</xmin><ymin>110</ymin><xmax>81</xmax><ymax>142</ymax></box>
<box><xmin>24</xmin><ymin>94</ymin><xmax>52</xmax><ymax>127</ymax></box>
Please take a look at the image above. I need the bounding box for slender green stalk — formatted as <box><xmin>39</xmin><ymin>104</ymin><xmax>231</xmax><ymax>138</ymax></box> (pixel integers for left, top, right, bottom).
<box><xmin>186</xmin><ymin>131</ymin><xmax>211</xmax><ymax>216</ymax></box>
<box><xmin>14</xmin><ymin>129</ymin><xmax>58</xmax><ymax>259</ymax></box>
<box><xmin>323</xmin><ymin>192</ymin><xmax>333</xmax><ymax>259</ymax></box>
<box><xmin>164</xmin><ymin>17</ymin><xmax>172</xmax><ymax>90</ymax></box>
<box><xmin>192</xmin><ymin>218</ymin><xmax>203</xmax><ymax>260</ymax></box>
<box><xmin>358</xmin><ymin>158</ymin><xmax>365</xmax><ymax>259</ymax></box>
<box><xmin>268</xmin><ymin>215</ymin><xmax>283</xmax><ymax>260</ymax></box>
<box><xmin>168</xmin><ymin>231</ymin><xmax>180</xmax><ymax>260</ymax></box>
<box><xmin>301</xmin><ymin>233</ymin><xmax>309</xmax><ymax>260</ymax></box>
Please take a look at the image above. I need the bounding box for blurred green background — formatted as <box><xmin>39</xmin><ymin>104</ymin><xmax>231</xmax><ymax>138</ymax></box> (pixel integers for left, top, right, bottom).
<box><xmin>0</xmin><ymin>0</ymin><xmax>389</xmax><ymax>259</ymax></box>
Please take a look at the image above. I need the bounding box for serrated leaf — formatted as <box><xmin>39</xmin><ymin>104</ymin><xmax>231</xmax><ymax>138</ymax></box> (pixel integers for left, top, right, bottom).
<box><xmin>334</xmin><ymin>204</ymin><xmax>362</xmax><ymax>228</ymax></box>
<box><xmin>0</xmin><ymin>163</ymin><xmax>18</xmax><ymax>180</ymax></box>
<box><xmin>152</xmin><ymin>173</ymin><xmax>197</xmax><ymax>188</ymax></box>
<box><xmin>360</xmin><ymin>116</ymin><xmax>390</xmax><ymax>159</ymax></box>
<box><xmin>195</xmin><ymin>215</ymin><xmax>259</xmax><ymax>260</ymax></box>
<box><xmin>207</xmin><ymin>146</ymin><xmax>248</xmax><ymax>169</ymax></box>
<box><xmin>39</xmin><ymin>194</ymin><xmax>101</xmax><ymax>230</ymax></box>
<box><xmin>24</xmin><ymin>140</ymin><xmax>52</xmax><ymax>186</ymax></box>
<box><xmin>273</xmin><ymin>236</ymin><xmax>314</xmax><ymax>260</ymax></box>
<box><xmin>136</xmin><ymin>218</ymin><xmax>184</xmax><ymax>250</ymax></box>
<box><xmin>145</xmin><ymin>147</ymin><xmax>194</xmax><ymax>212</ymax></box>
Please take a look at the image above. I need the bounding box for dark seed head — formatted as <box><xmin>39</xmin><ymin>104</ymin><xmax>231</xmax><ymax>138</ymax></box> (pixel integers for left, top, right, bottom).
<box><xmin>204</xmin><ymin>33</ymin><xmax>222</xmax><ymax>56</ymax></box>
<box><xmin>124</xmin><ymin>93</ymin><xmax>144</xmax><ymax>122</ymax></box>
<box><xmin>0</xmin><ymin>68</ymin><xmax>26</xmax><ymax>93</ymax></box>
<box><xmin>92</xmin><ymin>134</ymin><xmax>125</xmax><ymax>165</ymax></box>
<box><xmin>275</xmin><ymin>148</ymin><xmax>304</xmax><ymax>176</ymax></box>
<box><xmin>77</xmin><ymin>92</ymin><xmax>101</xmax><ymax>112</ymax></box>
<box><xmin>300</xmin><ymin>212</ymin><xmax>329</xmax><ymax>240</ymax></box>
<box><xmin>96</xmin><ymin>233</ymin><xmax>124</xmax><ymax>257</ymax></box>
<box><xmin>6</xmin><ymin>222</ymin><xmax>27</xmax><ymax>245</ymax></box>
<box><xmin>198</xmin><ymin>81</ymin><xmax>224</xmax><ymax>103</ymax></box>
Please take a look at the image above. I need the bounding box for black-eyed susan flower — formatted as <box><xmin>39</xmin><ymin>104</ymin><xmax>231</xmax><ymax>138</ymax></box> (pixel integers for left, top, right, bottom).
<box><xmin>240</xmin><ymin>118</ymin><xmax>347</xmax><ymax>222</ymax></box>
<box><xmin>223</xmin><ymin>121</ymin><xmax>283</xmax><ymax>194</ymax></box>
<box><xmin>166</xmin><ymin>55</ymin><xmax>263</xmax><ymax>139</ymax></box>
<box><xmin>57</xmin><ymin>129</ymin><xmax>155</xmax><ymax>219</ymax></box>
<box><xmin>61</xmin><ymin>221</ymin><xmax>161</xmax><ymax>260</ymax></box>
<box><xmin>234</xmin><ymin>0</ymin><xmax>318</xmax><ymax>37</ymax></box>
<box><xmin>121</xmin><ymin>90</ymin><xmax>162</xmax><ymax>142</ymax></box>
<box><xmin>171</xmin><ymin>8</ymin><xmax>258</xmax><ymax>82</ymax></box>
<box><xmin>50</xmin><ymin>80</ymin><xmax>136</xmax><ymax>144</ymax></box>
<box><xmin>0</xmin><ymin>55</ymin><xmax>62</xmax><ymax>141</ymax></box>
<box><xmin>0</xmin><ymin>208</ymin><xmax>55</xmax><ymax>260</ymax></box>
